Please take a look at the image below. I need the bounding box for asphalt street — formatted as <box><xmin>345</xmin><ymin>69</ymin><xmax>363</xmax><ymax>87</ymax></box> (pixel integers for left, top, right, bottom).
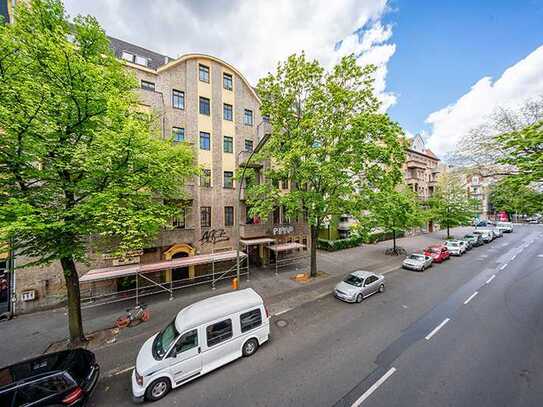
<box><xmin>87</xmin><ymin>225</ymin><xmax>543</xmax><ymax>407</ymax></box>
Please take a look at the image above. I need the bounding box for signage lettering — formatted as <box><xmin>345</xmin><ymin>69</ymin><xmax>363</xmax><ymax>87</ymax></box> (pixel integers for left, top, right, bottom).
<box><xmin>272</xmin><ymin>224</ymin><xmax>294</xmax><ymax>236</ymax></box>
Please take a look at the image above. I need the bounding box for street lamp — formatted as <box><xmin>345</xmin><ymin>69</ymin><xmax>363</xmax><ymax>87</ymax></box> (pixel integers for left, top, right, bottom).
<box><xmin>235</xmin><ymin>121</ymin><xmax>270</xmax><ymax>288</ymax></box>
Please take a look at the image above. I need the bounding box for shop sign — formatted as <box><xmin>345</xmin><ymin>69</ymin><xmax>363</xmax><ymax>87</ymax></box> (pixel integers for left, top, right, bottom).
<box><xmin>272</xmin><ymin>224</ymin><xmax>294</xmax><ymax>236</ymax></box>
<box><xmin>200</xmin><ymin>228</ymin><xmax>229</xmax><ymax>244</ymax></box>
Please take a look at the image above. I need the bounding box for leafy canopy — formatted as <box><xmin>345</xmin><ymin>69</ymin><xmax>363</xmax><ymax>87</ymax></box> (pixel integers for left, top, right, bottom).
<box><xmin>248</xmin><ymin>53</ymin><xmax>406</xmax><ymax>229</ymax></box>
<box><xmin>489</xmin><ymin>177</ymin><xmax>543</xmax><ymax>216</ymax></box>
<box><xmin>0</xmin><ymin>0</ymin><xmax>197</xmax><ymax>265</ymax></box>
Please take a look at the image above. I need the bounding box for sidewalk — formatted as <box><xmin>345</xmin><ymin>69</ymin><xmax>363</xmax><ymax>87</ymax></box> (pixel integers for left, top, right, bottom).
<box><xmin>0</xmin><ymin>227</ymin><xmax>472</xmax><ymax>367</ymax></box>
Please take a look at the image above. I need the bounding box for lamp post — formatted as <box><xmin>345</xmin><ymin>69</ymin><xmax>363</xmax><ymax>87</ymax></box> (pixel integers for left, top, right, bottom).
<box><xmin>235</xmin><ymin>121</ymin><xmax>270</xmax><ymax>289</ymax></box>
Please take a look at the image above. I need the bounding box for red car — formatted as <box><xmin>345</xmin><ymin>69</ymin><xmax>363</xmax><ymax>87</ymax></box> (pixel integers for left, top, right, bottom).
<box><xmin>424</xmin><ymin>244</ymin><xmax>450</xmax><ymax>263</ymax></box>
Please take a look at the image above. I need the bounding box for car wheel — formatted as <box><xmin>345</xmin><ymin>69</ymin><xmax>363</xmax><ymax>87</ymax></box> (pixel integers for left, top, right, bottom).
<box><xmin>145</xmin><ymin>377</ymin><xmax>171</xmax><ymax>402</ymax></box>
<box><xmin>378</xmin><ymin>284</ymin><xmax>385</xmax><ymax>293</ymax></box>
<box><xmin>356</xmin><ymin>293</ymin><xmax>363</xmax><ymax>303</ymax></box>
<box><xmin>242</xmin><ymin>338</ymin><xmax>259</xmax><ymax>357</ymax></box>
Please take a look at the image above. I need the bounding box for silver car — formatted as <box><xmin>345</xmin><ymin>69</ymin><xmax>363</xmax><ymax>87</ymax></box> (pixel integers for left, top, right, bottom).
<box><xmin>402</xmin><ymin>253</ymin><xmax>433</xmax><ymax>271</ymax></box>
<box><xmin>334</xmin><ymin>271</ymin><xmax>385</xmax><ymax>303</ymax></box>
<box><xmin>445</xmin><ymin>240</ymin><xmax>464</xmax><ymax>256</ymax></box>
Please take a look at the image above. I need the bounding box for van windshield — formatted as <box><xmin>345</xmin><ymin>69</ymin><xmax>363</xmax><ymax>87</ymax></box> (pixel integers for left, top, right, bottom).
<box><xmin>152</xmin><ymin>320</ymin><xmax>179</xmax><ymax>360</ymax></box>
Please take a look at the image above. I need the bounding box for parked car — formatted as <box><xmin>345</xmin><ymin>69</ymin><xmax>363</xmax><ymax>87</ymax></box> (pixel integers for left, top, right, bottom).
<box><xmin>445</xmin><ymin>240</ymin><xmax>465</xmax><ymax>256</ymax></box>
<box><xmin>423</xmin><ymin>244</ymin><xmax>450</xmax><ymax>263</ymax></box>
<box><xmin>132</xmin><ymin>288</ymin><xmax>270</xmax><ymax>402</ymax></box>
<box><xmin>402</xmin><ymin>253</ymin><xmax>433</xmax><ymax>272</ymax></box>
<box><xmin>464</xmin><ymin>234</ymin><xmax>484</xmax><ymax>247</ymax></box>
<box><xmin>492</xmin><ymin>227</ymin><xmax>503</xmax><ymax>238</ymax></box>
<box><xmin>0</xmin><ymin>349</ymin><xmax>99</xmax><ymax>407</ymax></box>
<box><xmin>473</xmin><ymin>229</ymin><xmax>493</xmax><ymax>243</ymax></box>
<box><xmin>334</xmin><ymin>271</ymin><xmax>385</xmax><ymax>303</ymax></box>
<box><xmin>458</xmin><ymin>239</ymin><xmax>472</xmax><ymax>251</ymax></box>
<box><xmin>496</xmin><ymin>222</ymin><xmax>513</xmax><ymax>233</ymax></box>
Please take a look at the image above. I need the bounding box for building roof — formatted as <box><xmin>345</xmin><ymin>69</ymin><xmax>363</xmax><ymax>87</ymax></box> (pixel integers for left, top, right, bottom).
<box><xmin>175</xmin><ymin>288</ymin><xmax>263</xmax><ymax>332</ymax></box>
<box><xmin>108</xmin><ymin>36</ymin><xmax>172</xmax><ymax>70</ymax></box>
<box><xmin>424</xmin><ymin>149</ymin><xmax>438</xmax><ymax>159</ymax></box>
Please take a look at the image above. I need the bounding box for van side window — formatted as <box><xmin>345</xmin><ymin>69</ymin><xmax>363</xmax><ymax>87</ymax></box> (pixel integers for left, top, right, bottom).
<box><xmin>175</xmin><ymin>330</ymin><xmax>198</xmax><ymax>354</ymax></box>
<box><xmin>240</xmin><ymin>309</ymin><xmax>262</xmax><ymax>333</ymax></box>
<box><xmin>206</xmin><ymin>319</ymin><xmax>233</xmax><ymax>347</ymax></box>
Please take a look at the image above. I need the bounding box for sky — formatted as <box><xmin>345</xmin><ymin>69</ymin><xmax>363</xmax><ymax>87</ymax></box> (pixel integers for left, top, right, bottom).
<box><xmin>63</xmin><ymin>0</ymin><xmax>543</xmax><ymax>158</ymax></box>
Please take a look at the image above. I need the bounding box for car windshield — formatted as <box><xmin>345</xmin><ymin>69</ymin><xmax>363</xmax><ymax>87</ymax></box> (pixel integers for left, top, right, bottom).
<box><xmin>448</xmin><ymin>242</ymin><xmax>459</xmax><ymax>247</ymax></box>
<box><xmin>344</xmin><ymin>274</ymin><xmax>363</xmax><ymax>287</ymax></box>
<box><xmin>408</xmin><ymin>255</ymin><xmax>424</xmax><ymax>260</ymax></box>
<box><xmin>427</xmin><ymin>247</ymin><xmax>440</xmax><ymax>253</ymax></box>
<box><xmin>152</xmin><ymin>320</ymin><xmax>179</xmax><ymax>360</ymax></box>
<box><xmin>465</xmin><ymin>235</ymin><xmax>474</xmax><ymax>238</ymax></box>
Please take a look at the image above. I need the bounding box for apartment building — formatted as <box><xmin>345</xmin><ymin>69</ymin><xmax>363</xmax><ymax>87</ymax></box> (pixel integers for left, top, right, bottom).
<box><xmin>9</xmin><ymin>37</ymin><xmax>309</xmax><ymax>313</ymax></box>
<box><xmin>404</xmin><ymin>134</ymin><xmax>440</xmax><ymax>200</ymax></box>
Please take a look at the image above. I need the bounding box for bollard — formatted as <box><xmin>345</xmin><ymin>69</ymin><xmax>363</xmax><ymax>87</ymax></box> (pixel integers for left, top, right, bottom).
<box><xmin>232</xmin><ymin>277</ymin><xmax>238</xmax><ymax>290</ymax></box>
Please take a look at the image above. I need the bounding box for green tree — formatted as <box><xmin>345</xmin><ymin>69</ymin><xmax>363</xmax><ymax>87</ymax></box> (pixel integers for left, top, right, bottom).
<box><xmin>363</xmin><ymin>186</ymin><xmax>427</xmax><ymax>255</ymax></box>
<box><xmin>428</xmin><ymin>173</ymin><xmax>477</xmax><ymax>239</ymax></box>
<box><xmin>497</xmin><ymin>120</ymin><xmax>543</xmax><ymax>185</ymax></box>
<box><xmin>0</xmin><ymin>0</ymin><xmax>196</xmax><ymax>344</ymax></box>
<box><xmin>489</xmin><ymin>178</ymin><xmax>543</xmax><ymax>219</ymax></box>
<box><xmin>248</xmin><ymin>53</ymin><xmax>406</xmax><ymax>277</ymax></box>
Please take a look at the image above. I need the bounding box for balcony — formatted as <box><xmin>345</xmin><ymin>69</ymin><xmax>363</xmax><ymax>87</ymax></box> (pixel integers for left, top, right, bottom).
<box><xmin>151</xmin><ymin>228</ymin><xmax>196</xmax><ymax>248</ymax></box>
<box><xmin>238</xmin><ymin>150</ymin><xmax>263</xmax><ymax>168</ymax></box>
<box><xmin>239</xmin><ymin>222</ymin><xmax>269</xmax><ymax>239</ymax></box>
<box><xmin>407</xmin><ymin>160</ymin><xmax>426</xmax><ymax>169</ymax></box>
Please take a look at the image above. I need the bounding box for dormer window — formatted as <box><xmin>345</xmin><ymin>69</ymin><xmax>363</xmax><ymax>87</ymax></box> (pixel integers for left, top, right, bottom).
<box><xmin>135</xmin><ymin>55</ymin><xmax>148</xmax><ymax>66</ymax></box>
<box><xmin>121</xmin><ymin>51</ymin><xmax>134</xmax><ymax>62</ymax></box>
<box><xmin>121</xmin><ymin>51</ymin><xmax>148</xmax><ymax>67</ymax></box>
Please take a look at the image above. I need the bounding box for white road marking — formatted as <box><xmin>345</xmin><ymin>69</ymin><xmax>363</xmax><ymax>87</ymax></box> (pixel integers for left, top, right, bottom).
<box><xmin>500</xmin><ymin>263</ymin><xmax>508</xmax><ymax>270</ymax></box>
<box><xmin>351</xmin><ymin>367</ymin><xmax>397</xmax><ymax>407</ymax></box>
<box><xmin>537</xmin><ymin>254</ymin><xmax>543</xmax><ymax>258</ymax></box>
<box><xmin>464</xmin><ymin>291</ymin><xmax>479</xmax><ymax>305</ymax></box>
<box><xmin>511</xmin><ymin>255</ymin><xmax>516</xmax><ymax>260</ymax></box>
<box><xmin>274</xmin><ymin>307</ymin><xmax>293</xmax><ymax>316</ymax></box>
<box><xmin>425</xmin><ymin>318</ymin><xmax>450</xmax><ymax>341</ymax></box>
<box><xmin>106</xmin><ymin>365</ymin><xmax>135</xmax><ymax>377</ymax></box>
<box><xmin>486</xmin><ymin>275</ymin><xmax>496</xmax><ymax>284</ymax></box>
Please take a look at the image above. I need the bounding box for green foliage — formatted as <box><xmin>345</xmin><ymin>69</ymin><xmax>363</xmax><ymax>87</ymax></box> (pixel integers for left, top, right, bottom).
<box><xmin>317</xmin><ymin>235</ymin><xmax>364</xmax><ymax>251</ymax></box>
<box><xmin>364</xmin><ymin>230</ymin><xmax>405</xmax><ymax>244</ymax></box>
<box><xmin>248</xmin><ymin>53</ymin><xmax>407</xmax><ymax>275</ymax></box>
<box><xmin>489</xmin><ymin>177</ymin><xmax>543</xmax><ymax>216</ymax></box>
<box><xmin>427</xmin><ymin>172</ymin><xmax>476</xmax><ymax>236</ymax></box>
<box><xmin>497</xmin><ymin>120</ymin><xmax>543</xmax><ymax>184</ymax></box>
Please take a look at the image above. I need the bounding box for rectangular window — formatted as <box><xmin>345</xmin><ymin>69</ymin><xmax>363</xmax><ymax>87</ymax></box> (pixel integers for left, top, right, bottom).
<box><xmin>141</xmin><ymin>80</ymin><xmax>155</xmax><ymax>91</ymax></box>
<box><xmin>223</xmin><ymin>72</ymin><xmax>233</xmax><ymax>90</ymax></box>
<box><xmin>135</xmin><ymin>55</ymin><xmax>148</xmax><ymax>66</ymax></box>
<box><xmin>244</xmin><ymin>139</ymin><xmax>254</xmax><ymax>152</ymax></box>
<box><xmin>172</xmin><ymin>208</ymin><xmax>186</xmax><ymax>228</ymax></box>
<box><xmin>240</xmin><ymin>309</ymin><xmax>262</xmax><ymax>333</ymax></box>
<box><xmin>200</xmin><ymin>206</ymin><xmax>211</xmax><ymax>228</ymax></box>
<box><xmin>199</xmin><ymin>64</ymin><xmax>210</xmax><ymax>82</ymax></box>
<box><xmin>273</xmin><ymin>207</ymin><xmax>280</xmax><ymax>224</ymax></box>
<box><xmin>172</xmin><ymin>127</ymin><xmax>185</xmax><ymax>143</ymax></box>
<box><xmin>223</xmin><ymin>103</ymin><xmax>233</xmax><ymax>121</ymax></box>
<box><xmin>172</xmin><ymin>89</ymin><xmax>185</xmax><ymax>110</ymax></box>
<box><xmin>281</xmin><ymin>178</ymin><xmax>289</xmax><ymax>190</ymax></box>
<box><xmin>200</xmin><ymin>132</ymin><xmax>211</xmax><ymax>150</ymax></box>
<box><xmin>121</xmin><ymin>51</ymin><xmax>134</xmax><ymax>62</ymax></box>
<box><xmin>225</xmin><ymin>206</ymin><xmax>234</xmax><ymax>227</ymax></box>
<box><xmin>224</xmin><ymin>171</ymin><xmax>234</xmax><ymax>189</ymax></box>
<box><xmin>174</xmin><ymin>329</ymin><xmax>198</xmax><ymax>354</ymax></box>
<box><xmin>206</xmin><ymin>319</ymin><xmax>232</xmax><ymax>347</ymax></box>
<box><xmin>200</xmin><ymin>169</ymin><xmax>211</xmax><ymax>187</ymax></box>
<box><xmin>199</xmin><ymin>97</ymin><xmax>210</xmax><ymax>115</ymax></box>
<box><xmin>244</xmin><ymin>109</ymin><xmax>253</xmax><ymax>126</ymax></box>
<box><xmin>223</xmin><ymin>136</ymin><xmax>233</xmax><ymax>153</ymax></box>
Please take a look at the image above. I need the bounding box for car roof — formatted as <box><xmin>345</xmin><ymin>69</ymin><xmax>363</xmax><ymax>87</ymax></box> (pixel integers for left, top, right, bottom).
<box><xmin>350</xmin><ymin>270</ymin><xmax>374</xmax><ymax>279</ymax></box>
<box><xmin>0</xmin><ymin>349</ymin><xmax>86</xmax><ymax>390</ymax></box>
<box><xmin>426</xmin><ymin>244</ymin><xmax>444</xmax><ymax>248</ymax></box>
<box><xmin>175</xmin><ymin>288</ymin><xmax>263</xmax><ymax>332</ymax></box>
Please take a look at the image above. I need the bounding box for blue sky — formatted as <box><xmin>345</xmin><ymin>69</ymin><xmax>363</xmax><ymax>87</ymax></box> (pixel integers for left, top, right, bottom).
<box><xmin>384</xmin><ymin>0</ymin><xmax>543</xmax><ymax>145</ymax></box>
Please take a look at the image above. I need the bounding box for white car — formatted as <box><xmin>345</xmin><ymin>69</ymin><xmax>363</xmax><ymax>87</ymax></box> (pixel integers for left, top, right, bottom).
<box><xmin>402</xmin><ymin>253</ymin><xmax>433</xmax><ymax>272</ymax></box>
<box><xmin>132</xmin><ymin>289</ymin><xmax>270</xmax><ymax>402</ymax></box>
<box><xmin>496</xmin><ymin>222</ymin><xmax>513</xmax><ymax>233</ymax></box>
<box><xmin>334</xmin><ymin>271</ymin><xmax>385</xmax><ymax>303</ymax></box>
<box><xmin>474</xmin><ymin>229</ymin><xmax>494</xmax><ymax>242</ymax></box>
<box><xmin>445</xmin><ymin>240</ymin><xmax>464</xmax><ymax>256</ymax></box>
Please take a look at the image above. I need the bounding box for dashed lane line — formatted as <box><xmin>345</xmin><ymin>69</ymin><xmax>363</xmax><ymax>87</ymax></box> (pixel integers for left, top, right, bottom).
<box><xmin>351</xmin><ymin>367</ymin><xmax>397</xmax><ymax>407</ymax></box>
<box><xmin>486</xmin><ymin>275</ymin><xmax>496</xmax><ymax>284</ymax></box>
<box><xmin>464</xmin><ymin>291</ymin><xmax>478</xmax><ymax>305</ymax></box>
<box><xmin>425</xmin><ymin>318</ymin><xmax>450</xmax><ymax>341</ymax></box>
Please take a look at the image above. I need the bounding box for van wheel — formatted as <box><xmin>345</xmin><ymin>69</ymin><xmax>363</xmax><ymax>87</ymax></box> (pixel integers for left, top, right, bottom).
<box><xmin>242</xmin><ymin>338</ymin><xmax>259</xmax><ymax>357</ymax></box>
<box><xmin>145</xmin><ymin>377</ymin><xmax>171</xmax><ymax>402</ymax></box>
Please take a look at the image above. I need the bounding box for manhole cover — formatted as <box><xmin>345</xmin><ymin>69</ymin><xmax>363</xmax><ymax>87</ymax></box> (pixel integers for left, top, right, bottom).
<box><xmin>275</xmin><ymin>319</ymin><xmax>288</xmax><ymax>328</ymax></box>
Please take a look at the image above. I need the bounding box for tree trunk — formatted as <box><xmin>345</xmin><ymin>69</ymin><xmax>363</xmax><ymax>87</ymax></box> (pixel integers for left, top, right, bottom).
<box><xmin>310</xmin><ymin>224</ymin><xmax>318</xmax><ymax>278</ymax></box>
<box><xmin>447</xmin><ymin>224</ymin><xmax>450</xmax><ymax>239</ymax></box>
<box><xmin>392</xmin><ymin>229</ymin><xmax>396</xmax><ymax>253</ymax></box>
<box><xmin>60</xmin><ymin>256</ymin><xmax>86</xmax><ymax>346</ymax></box>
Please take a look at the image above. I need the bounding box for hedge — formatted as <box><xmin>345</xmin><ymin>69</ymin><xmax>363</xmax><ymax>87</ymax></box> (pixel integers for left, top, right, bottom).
<box><xmin>317</xmin><ymin>230</ymin><xmax>405</xmax><ymax>251</ymax></box>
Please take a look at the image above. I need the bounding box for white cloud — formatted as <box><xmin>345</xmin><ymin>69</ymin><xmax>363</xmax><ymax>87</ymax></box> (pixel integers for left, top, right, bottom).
<box><xmin>63</xmin><ymin>0</ymin><xmax>395</xmax><ymax>108</ymax></box>
<box><xmin>426</xmin><ymin>45</ymin><xmax>543</xmax><ymax>155</ymax></box>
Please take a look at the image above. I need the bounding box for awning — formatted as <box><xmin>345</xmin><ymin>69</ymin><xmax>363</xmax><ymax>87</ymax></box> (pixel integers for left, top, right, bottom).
<box><xmin>80</xmin><ymin>250</ymin><xmax>247</xmax><ymax>283</ymax></box>
<box><xmin>240</xmin><ymin>238</ymin><xmax>276</xmax><ymax>246</ymax></box>
<box><xmin>269</xmin><ymin>242</ymin><xmax>306</xmax><ymax>252</ymax></box>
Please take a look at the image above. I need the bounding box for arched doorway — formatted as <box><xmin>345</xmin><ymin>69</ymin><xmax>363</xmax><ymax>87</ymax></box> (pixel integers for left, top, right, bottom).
<box><xmin>171</xmin><ymin>251</ymin><xmax>189</xmax><ymax>282</ymax></box>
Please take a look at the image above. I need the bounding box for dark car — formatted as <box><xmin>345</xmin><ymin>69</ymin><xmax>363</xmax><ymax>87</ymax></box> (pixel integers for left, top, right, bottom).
<box><xmin>464</xmin><ymin>234</ymin><xmax>484</xmax><ymax>247</ymax></box>
<box><xmin>0</xmin><ymin>349</ymin><xmax>99</xmax><ymax>406</ymax></box>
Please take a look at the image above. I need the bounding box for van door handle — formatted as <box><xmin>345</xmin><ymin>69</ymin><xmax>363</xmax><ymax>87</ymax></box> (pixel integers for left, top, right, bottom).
<box><xmin>198</xmin><ymin>346</ymin><xmax>201</xmax><ymax>353</ymax></box>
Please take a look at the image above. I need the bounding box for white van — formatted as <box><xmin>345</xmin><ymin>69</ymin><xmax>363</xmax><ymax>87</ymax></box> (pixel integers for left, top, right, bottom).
<box><xmin>132</xmin><ymin>288</ymin><xmax>270</xmax><ymax>402</ymax></box>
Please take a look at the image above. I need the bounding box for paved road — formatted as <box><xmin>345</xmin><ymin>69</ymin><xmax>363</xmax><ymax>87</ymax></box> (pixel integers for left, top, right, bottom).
<box><xmin>87</xmin><ymin>225</ymin><xmax>543</xmax><ymax>407</ymax></box>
